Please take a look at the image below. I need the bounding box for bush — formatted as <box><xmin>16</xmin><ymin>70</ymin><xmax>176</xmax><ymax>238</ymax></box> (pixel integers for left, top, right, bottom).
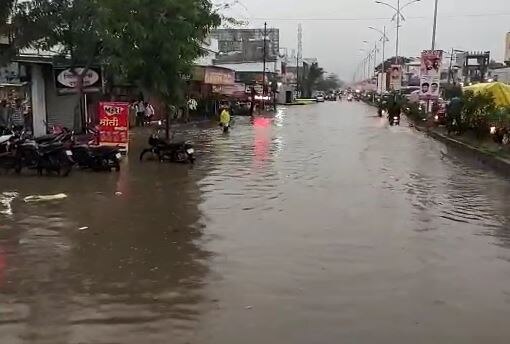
<box><xmin>461</xmin><ymin>90</ymin><xmax>497</xmax><ymax>137</ymax></box>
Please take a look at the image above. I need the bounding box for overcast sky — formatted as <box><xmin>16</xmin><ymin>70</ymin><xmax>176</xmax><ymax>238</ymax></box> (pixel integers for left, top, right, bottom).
<box><xmin>217</xmin><ymin>0</ymin><xmax>510</xmax><ymax>81</ymax></box>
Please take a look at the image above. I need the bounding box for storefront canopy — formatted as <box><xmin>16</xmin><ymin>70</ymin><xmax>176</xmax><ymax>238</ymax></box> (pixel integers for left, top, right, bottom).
<box><xmin>463</xmin><ymin>82</ymin><xmax>510</xmax><ymax>107</ymax></box>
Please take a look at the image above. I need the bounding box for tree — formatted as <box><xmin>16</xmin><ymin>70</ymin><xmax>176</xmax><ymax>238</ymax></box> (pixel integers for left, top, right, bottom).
<box><xmin>4</xmin><ymin>0</ymin><xmax>221</xmax><ymax>133</ymax></box>
<box><xmin>302</xmin><ymin>63</ymin><xmax>323</xmax><ymax>98</ymax></box>
<box><xmin>100</xmin><ymin>0</ymin><xmax>220</xmax><ymax>103</ymax></box>
<box><xmin>317</xmin><ymin>73</ymin><xmax>344</xmax><ymax>92</ymax></box>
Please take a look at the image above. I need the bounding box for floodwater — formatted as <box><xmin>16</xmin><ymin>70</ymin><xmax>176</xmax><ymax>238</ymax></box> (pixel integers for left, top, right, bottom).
<box><xmin>1</xmin><ymin>101</ymin><xmax>510</xmax><ymax>343</ymax></box>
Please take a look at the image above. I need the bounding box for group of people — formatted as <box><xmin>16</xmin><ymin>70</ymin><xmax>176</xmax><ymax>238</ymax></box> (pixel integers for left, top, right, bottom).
<box><xmin>133</xmin><ymin>100</ymin><xmax>155</xmax><ymax>127</ymax></box>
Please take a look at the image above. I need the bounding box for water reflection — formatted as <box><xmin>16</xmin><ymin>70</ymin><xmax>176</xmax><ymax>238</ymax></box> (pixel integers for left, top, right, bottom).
<box><xmin>0</xmin><ymin>133</ymin><xmax>212</xmax><ymax>343</ymax></box>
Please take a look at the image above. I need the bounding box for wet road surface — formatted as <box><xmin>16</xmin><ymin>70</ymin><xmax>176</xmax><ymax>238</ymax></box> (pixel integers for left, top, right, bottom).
<box><xmin>1</xmin><ymin>101</ymin><xmax>510</xmax><ymax>343</ymax></box>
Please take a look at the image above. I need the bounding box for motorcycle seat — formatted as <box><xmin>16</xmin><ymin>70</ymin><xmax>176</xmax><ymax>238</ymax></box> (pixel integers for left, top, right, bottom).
<box><xmin>35</xmin><ymin>134</ymin><xmax>58</xmax><ymax>144</ymax></box>
<box><xmin>0</xmin><ymin>135</ymin><xmax>12</xmax><ymax>145</ymax></box>
<box><xmin>38</xmin><ymin>142</ymin><xmax>64</xmax><ymax>153</ymax></box>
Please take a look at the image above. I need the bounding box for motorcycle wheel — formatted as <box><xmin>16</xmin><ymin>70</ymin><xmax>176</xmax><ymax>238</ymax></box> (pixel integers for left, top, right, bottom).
<box><xmin>140</xmin><ymin>148</ymin><xmax>154</xmax><ymax>162</ymax></box>
<box><xmin>113</xmin><ymin>159</ymin><xmax>121</xmax><ymax>171</ymax></box>
<box><xmin>188</xmin><ymin>154</ymin><xmax>195</xmax><ymax>164</ymax></box>
<box><xmin>59</xmin><ymin>155</ymin><xmax>73</xmax><ymax>177</ymax></box>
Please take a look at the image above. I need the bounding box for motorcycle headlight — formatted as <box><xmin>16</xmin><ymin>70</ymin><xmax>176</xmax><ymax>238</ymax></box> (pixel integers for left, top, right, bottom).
<box><xmin>490</xmin><ymin>126</ymin><xmax>497</xmax><ymax>135</ymax></box>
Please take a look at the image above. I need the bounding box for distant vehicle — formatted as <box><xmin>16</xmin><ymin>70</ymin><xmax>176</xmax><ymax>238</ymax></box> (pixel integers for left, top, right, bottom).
<box><xmin>347</xmin><ymin>94</ymin><xmax>354</xmax><ymax>102</ymax></box>
<box><xmin>316</xmin><ymin>93</ymin><xmax>325</xmax><ymax>102</ymax></box>
<box><xmin>389</xmin><ymin>114</ymin><xmax>400</xmax><ymax>126</ymax></box>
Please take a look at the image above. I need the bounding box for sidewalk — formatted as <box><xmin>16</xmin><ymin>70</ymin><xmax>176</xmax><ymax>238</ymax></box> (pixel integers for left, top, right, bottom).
<box><xmin>413</xmin><ymin>123</ymin><xmax>510</xmax><ymax>176</ymax></box>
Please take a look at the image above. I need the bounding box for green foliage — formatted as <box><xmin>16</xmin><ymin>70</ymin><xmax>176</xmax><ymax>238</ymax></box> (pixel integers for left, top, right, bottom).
<box><xmin>302</xmin><ymin>63</ymin><xmax>323</xmax><ymax>98</ymax></box>
<box><xmin>316</xmin><ymin>73</ymin><xmax>344</xmax><ymax>92</ymax></box>
<box><xmin>100</xmin><ymin>0</ymin><xmax>220</xmax><ymax>103</ymax></box>
<box><xmin>4</xmin><ymin>0</ymin><xmax>220</xmax><ymax>104</ymax></box>
<box><xmin>461</xmin><ymin>90</ymin><xmax>497</xmax><ymax>136</ymax></box>
<box><xmin>443</xmin><ymin>84</ymin><xmax>463</xmax><ymax>100</ymax></box>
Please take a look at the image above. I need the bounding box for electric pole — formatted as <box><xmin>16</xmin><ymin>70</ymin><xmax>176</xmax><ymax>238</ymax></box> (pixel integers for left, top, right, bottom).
<box><xmin>297</xmin><ymin>24</ymin><xmax>303</xmax><ymax>98</ymax></box>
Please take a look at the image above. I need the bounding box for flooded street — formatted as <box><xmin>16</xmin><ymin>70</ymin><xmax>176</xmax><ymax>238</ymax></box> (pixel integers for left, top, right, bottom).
<box><xmin>2</xmin><ymin>101</ymin><xmax>510</xmax><ymax>343</ymax></box>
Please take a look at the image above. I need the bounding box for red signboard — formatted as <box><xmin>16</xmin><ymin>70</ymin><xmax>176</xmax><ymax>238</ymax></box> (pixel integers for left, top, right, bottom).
<box><xmin>98</xmin><ymin>102</ymin><xmax>129</xmax><ymax>150</ymax></box>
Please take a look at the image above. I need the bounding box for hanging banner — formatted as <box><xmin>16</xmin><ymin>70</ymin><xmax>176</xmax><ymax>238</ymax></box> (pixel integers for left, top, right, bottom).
<box><xmin>389</xmin><ymin>65</ymin><xmax>402</xmax><ymax>90</ymax></box>
<box><xmin>98</xmin><ymin>102</ymin><xmax>129</xmax><ymax>151</ymax></box>
<box><xmin>420</xmin><ymin>50</ymin><xmax>443</xmax><ymax>99</ymax></box>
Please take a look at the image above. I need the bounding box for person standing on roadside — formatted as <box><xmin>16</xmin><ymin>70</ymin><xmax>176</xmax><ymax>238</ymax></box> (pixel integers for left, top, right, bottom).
<box><xmin>10</xmin><ymin>98</ymin><xmax>25</xmax><ymax>132</ymax></box>
<box><xmin>135</xmin><ymin>100</ymin><xmax>146</xmax><ymax>127</ymax></box>
<box><xmin>144</xmin><ymin>102</ymin><xmax>155</xmax><ymax>126</ymax></box>
<box><xmin>447</xmin><ymin>96</ymin><xmax>463</xmax><ymax>135</ymax></box>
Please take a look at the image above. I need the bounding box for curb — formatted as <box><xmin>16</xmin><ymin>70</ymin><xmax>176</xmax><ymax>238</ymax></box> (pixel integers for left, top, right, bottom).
<box><xmin>413</xmin><ymin>124</ymin><xmax>510</xmax><ymax>177</ymax></box>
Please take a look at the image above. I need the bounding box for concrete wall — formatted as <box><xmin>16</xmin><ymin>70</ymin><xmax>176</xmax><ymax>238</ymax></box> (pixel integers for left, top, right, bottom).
<box><xmin>30</xmin><ymin>64</ymin><xmax>47</xmax><ymax>136</ymax></box>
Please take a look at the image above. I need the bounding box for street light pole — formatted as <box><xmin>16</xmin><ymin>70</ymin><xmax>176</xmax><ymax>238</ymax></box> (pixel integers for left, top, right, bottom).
<box><xmin>369</xmin><ymin>26</ymin><xmax>389</xmax><ymax>94</ymax></box>
<box><xmin>262</xmin><ymin>22</ymin><xmax>267</xmax><ymax>95</ymax></box>
<box><xmin>381</xmin><ymin>26</ymin><xmax>386</xmax><ymax>93</ymax></box>
<box><xmin>431</xmin><ymin>0</ymin><xmax>439</xmax><ymax>50</ymax></box>
<box><xmin>395</xmin><ymin>0</ymin><xmax>400</xmax><ymax>64</ymax></box>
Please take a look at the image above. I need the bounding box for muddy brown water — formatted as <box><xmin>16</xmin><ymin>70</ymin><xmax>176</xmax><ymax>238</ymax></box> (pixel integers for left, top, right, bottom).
<box><xmin>1</xmin><ymin>102</ymin><xmax>510</xmax><ymax>343</ymax></box>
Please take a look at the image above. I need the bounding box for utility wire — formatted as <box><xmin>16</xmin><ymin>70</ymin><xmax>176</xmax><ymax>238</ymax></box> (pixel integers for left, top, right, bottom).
<box><xmin>251</xmin><ymin>12</ymin><xmax>510</xmax><ymax>22</ymax></box>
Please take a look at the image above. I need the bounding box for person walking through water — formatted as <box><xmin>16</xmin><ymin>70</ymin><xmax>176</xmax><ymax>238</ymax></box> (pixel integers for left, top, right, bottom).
<box><xmin>219</xmin><ymin>104</ymin><xmax>231</xmax><ymax>133</ymax></box>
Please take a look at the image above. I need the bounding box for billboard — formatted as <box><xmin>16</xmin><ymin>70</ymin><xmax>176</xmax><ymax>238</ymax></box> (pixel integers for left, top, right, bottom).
<box><xmin>212</xmin><ymin>28</ymin><xmax>280</xmax><ymax>64</ymax></box>
<box><xmin>98</xmin><ymin>102</ymin><xmax>129</xmax><ymax>151</ymax></box>
<box><xmin>389</xmin><ymin>65</ymin><xmax>402</xmax><ymax>90</ymax></box>
<box><xmin>420</xmin><ymin>50</ymin><xmax>443</xmax><ymax>99</ymax></box>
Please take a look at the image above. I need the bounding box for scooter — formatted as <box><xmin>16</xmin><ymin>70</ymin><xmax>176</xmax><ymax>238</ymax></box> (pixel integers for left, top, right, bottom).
<box><xmin>140</xmin><ymin>131</ymin><xmax>194</xmax><ymax>163</ymax></box>
<box><xmin>388</xmin><ymin>114</ymin><xmax>401</xmax><ymax>126</ymax></box>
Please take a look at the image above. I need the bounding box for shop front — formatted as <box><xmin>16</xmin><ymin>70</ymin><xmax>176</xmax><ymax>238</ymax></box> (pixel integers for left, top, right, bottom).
<box><xmin>190</xmin><ymin>65</ymin><xmax>235</xmax><ymax>117</ymax></box>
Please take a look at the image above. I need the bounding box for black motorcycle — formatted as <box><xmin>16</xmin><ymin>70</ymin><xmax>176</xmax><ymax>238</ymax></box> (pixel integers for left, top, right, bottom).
<box><xmin>72</xmin><ymin>144</ymin><xmax>122</xmax><ymax>171</ymax></box>
<box><xmin>54</xmin><ymin>128</ymin><xmax>122</xmax><ymax>172</ymax></box>
<box><xmin>388</xmin><ymin>114</ymin><xmax>401</xmax><ymax>126</ymax></box>
<box><xmin>15</xmin><ymin>139</ymin><xmax>74</xmax><ymax>176</ymax></box>
<box><xmin>140</xmin><ymin>133</ymin><xmax>195</xmax><ymax>163</ymax></box>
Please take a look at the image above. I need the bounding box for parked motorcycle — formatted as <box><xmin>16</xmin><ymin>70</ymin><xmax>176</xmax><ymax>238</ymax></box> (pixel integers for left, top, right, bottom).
<box><xmin>49</xmin><ymin>127</ymin><xmax>122</xmax><ymax>172</ymax></box>
<box><xmin>15</xmin><ymin>138</ymin><xmax>74</xmax><ymax>176</ymax></box>
<box><xmin>72</xmin><ymin>144</ymin><xmax>122</xmax><ymax>171</ymax></box>
<box><xmin>140</xmin><ymin>131</ymin><xmax>195</xmax><ymax>163</ymax></box>
<box><xmin>0</xmin><ymin>128</ymin><xmax>19</xmax><ymax>170</ymax></box>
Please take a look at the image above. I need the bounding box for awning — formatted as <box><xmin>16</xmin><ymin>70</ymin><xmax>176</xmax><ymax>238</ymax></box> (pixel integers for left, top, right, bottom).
<box><xmin>192</xmin><ymin>66</ymin><xmax>235</xmax><ymax>85</ymax></box>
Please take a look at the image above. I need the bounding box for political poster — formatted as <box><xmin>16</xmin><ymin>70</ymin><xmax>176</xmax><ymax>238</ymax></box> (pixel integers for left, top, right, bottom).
<box><xmin>389</xmin><ymin>65</ymin><xmax>402</xmax><ymax>91</ymax></box>
<box><xmin>420</xmin><ymin>50</ymin><xmax>443</xmax><ymax>99</ymax></box>
<box><xmin>98</xmin><ymin>102</ymin><xmax>129</xmax><ymax>151</ymax></box>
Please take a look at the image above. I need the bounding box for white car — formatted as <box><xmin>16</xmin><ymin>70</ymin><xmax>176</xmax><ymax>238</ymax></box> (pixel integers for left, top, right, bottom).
<box><xmin>316</xmin><ymin>94</ymin><xmax>325</xmax><ymax>102</ymax></box>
